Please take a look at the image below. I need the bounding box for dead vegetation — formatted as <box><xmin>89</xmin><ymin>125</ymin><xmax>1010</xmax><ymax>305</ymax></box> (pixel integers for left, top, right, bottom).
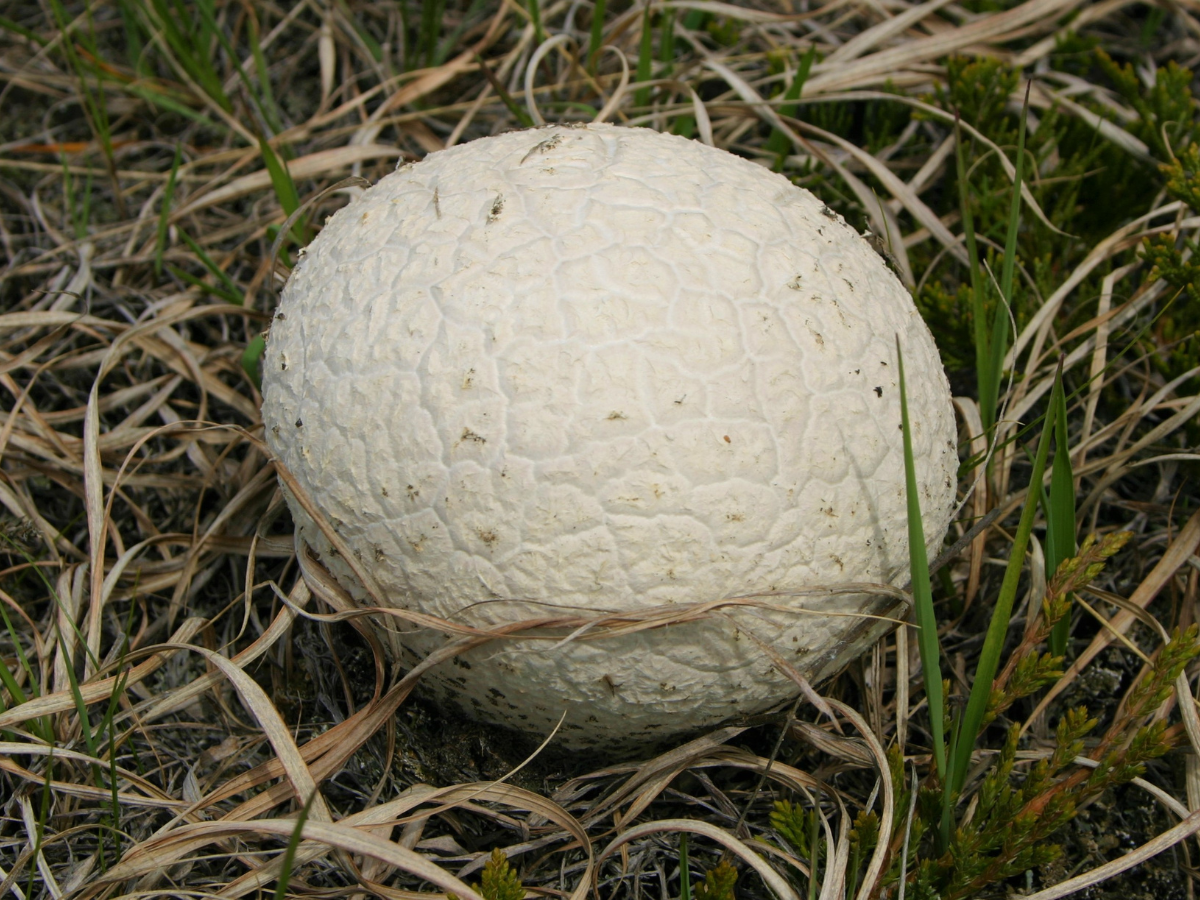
<box><xmin>1</xmin><ymin>1</ymin><xmax>1200</xmax><ymax>899</ymax></box>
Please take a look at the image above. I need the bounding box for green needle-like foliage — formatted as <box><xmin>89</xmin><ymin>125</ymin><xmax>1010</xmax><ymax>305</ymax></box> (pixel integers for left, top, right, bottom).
<box><xmin>771</xmin><ymin>800</ymin><xmax>823</xmax><ymax>898</ymax></box>
<box><xmin>875</xmin><ymin>539</ymin><xmax>1197</xmax><ymax>900</ymax></box>
<box><xmin>477</xmin><ymin>848</ymin><xmax>526</xmax><ymax>900</ymax></box>
<box><xmin>1044</xmin><ymin>366</ymin><xmax>1076</xmax><ymax>657</ymax></box>
<box><xmin>693</xmin><ymin>860</ymin><xmax>737</xmax><ymax>900</ymax></box>
<box><xmin>897</xmin><ymin>339</ymin><xmax>946</xmax><ymax>782</ymax></box>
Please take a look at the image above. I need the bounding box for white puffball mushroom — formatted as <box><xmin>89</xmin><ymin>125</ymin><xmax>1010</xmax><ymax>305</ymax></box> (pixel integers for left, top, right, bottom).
<box><xmin>262</xmin><ymin>124</ymin><xmax>959</xmax><ymax>748</ymax></box>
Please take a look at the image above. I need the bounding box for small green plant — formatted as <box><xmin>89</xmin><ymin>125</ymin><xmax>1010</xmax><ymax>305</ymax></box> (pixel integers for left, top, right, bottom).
<box><xmin>888</xmin><ymin>345</ymin><xmax>1196</xmax><ymax>897</ymax></box>
<box><xmin>1095</xmin><ymin>50</ymin><xmax>1199</xmax><ymax>162</ymax></box>
<box><xmin>677</xmin><ymin>834</ymin><xmax>738</xmax><ymax>900</ymax></box>
<box><xmin>1142</xmin><ymin>145</ymin><xmax>1200</xmax><ymax>387</ymax></box>
<box><xmin>772</xmin><ymin>533</ymin><xmax>1197</xmax><ymax>899</ymax></box>
<box><xmin>693</xmin><ymin>860</ymin><xmax>737</xmax><ymax>900</ymax></box>
<box><xmin>451</xmin><ymin>848</ymin><xmax>525</xmax><ymax>900</ymax></box>
<box><xmin>771</xmin><ymin>799</ymin><xmax>823</xmax><ymax>881</ymax></box>
<box><xmin>1043</xmin><ymin>380</ymin><xmax>1076</xmax><ymax>658</ymax></box>
<box><xmin>275</xmin><ymin>791</ymin><xmax>320</xmax><ymax>900</ymax></box>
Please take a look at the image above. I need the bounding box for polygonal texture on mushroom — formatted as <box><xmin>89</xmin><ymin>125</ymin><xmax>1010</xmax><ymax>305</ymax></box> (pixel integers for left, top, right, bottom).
<box><xmin>262</xmin><ymin>124</ymin><xmax>959</xmax><ymax>748</ymax></box>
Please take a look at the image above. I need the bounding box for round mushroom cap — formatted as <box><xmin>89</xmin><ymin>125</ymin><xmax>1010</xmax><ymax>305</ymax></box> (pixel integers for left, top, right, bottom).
<box><xmin>262</xmin><ymin>124</ymin><xmax>959</xmax><ymax>748</ymax></box>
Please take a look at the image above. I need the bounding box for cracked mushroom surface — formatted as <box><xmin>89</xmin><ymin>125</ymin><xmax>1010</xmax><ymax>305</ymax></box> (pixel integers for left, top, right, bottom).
<box><xmin>261</xmin><ymin>123</ymin><xmax>958</xmax><ymax>747</ymax></box>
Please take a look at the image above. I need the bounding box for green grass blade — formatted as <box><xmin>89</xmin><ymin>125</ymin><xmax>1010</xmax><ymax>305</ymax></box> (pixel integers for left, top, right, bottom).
<box><xmin>897</xmin><ymin>338</ymin><xmax>946</xmax><ymax>782</ymax></box>
<box><xmin>0</xmin><ymin>585</ymin><xmax>37</xmax><ymax>701</ymax></box>
<box><xmin>0</xmin><ymin>644</ymin><xmax>29</xmax><ymax>709</ymax></box>
<box><xmin>275</xmin><ymin>791</ymin><xmax>319</xmax><ymax>900</ymax></box>
<box><xmin>114</xmin><ymin>0</ymin><xmax>145</xmax><ymax>72</ymax></box>
<box><xmin>155</xmin><ymin>143</ymin><xmax>183</xmax><ymax>277</ymax></box>
<box><xmin>167</xmin><ymin>264</ymin><xmax>242</xmax><ymax>304</ymax></box>
<box><xmin>954</xmin><ymin>114</ymin><xmax>991</xmax><ymax>434</ymax></box>
<box><xmin>634</xmin><ymin>3</ymin><xmax>654</xmax><ymax>109</ymax></box>
<box><xmin>673</xmin><ymin>114</ymin><xmax>695</xmax><ymax>138</ymax></box>
<box><xmin>99</xmin><ymin>667</ymin><xmax>129</xmax><ymax>863</ymax></box>
<box><xmin>679</xmin><ymin>832</ymin><xmax>690</xmax><ymax>900</ymax></box>
<box><xmin>176</xmin><ymin>228</ymin><xmax>242</xmax><ymax>302</ymax></box>
<box><xmin>475</xmin><ymin>54</ymin><xmax>534</xmax><ymax>127</ymax></box>
<box><xmin>420</xmin><ymin>0</ymin><xmax>445</xmax><ymax>69</ymax></box>
<box><xmin>982</xmin><ymin>84</ymin><xmax>1030</xmax><ymax>432</ymax></box>
<box><xmin>432</xmin><ymin>0</ymin><xmax>487</xmax><ymax>69</ymax></box>
<box><xmin>939</xmin><ymin>708</ymin><xmax>963</xmax><ymax>849</ymax></box>
<box><xmin>56</xmin><ymin>621</ymin><xmax>109</xmax><ymax>870</ymax></box>
<box><xmin>243</xmin><ymin>334</ymin><xmax>266</xmax><ymax>389</ymax></box>
<box><xmin>247</xmin><ymin>10</ymin><xmax>285</xmax><ymax>136</ymax></box>
<box><xmin>998</xmin><ymin>84</ymin><xmax>1030</xmax><ymax>320</ymax></box>
<box><xmin>59</xmin><ymin>153</ymin><xmax>76</xmax><ymax>236</ymax></box>
<box><xmin>0</xmin><ymin>551</ymin><xmax>52</xmax><ymax>741</ymax></box>
<box><xmin>339</xmin><ymin>1</ymin><xmax>384</xmax><ymax>63</ymax></box>
<box><xmin>47</xmin><ymin>0</ymin><xmax>125</xmax><ymax>218</ymax></box>
<box><xmin>1045</xmin><ymin>365</ymin><xmax>1076</xmax><ymax>656</ymax></box>
<box><xmin>767</xmin><ymin>46</ymin><xmax>816</xmax><ymax>168</ymax></box>
<box><xmin>588</xmin><ymin>0</ymin><xmax>606</xmax><ymax>73</ymax></box>
<box><xmin>192</xmin><ymin>0</ymin><xmax>283</xmax><ymax>136</ymax></box>
<box><xmin>948</xmin><ymin>364</ymin><xmax>1062</xmax><ymax>798</ymax></box>
<box><xmin>145</xmin><ymin>0</ymin><xmax>232</xmax><ymax>112</ymax></box>
<box><xmin>659</xmin><ymin>8</ymin><xmax>675</xmax><ymax>75</ymax></box>
<box><xmin>98</xmin><ymin>603</ymin><xmax>135</xmax><ymax>865</ymax></box>
<box><xmin>527</xmin><ymin>0</ymin><xmax>545</xmax><ymax>44</ymax></box>
<box><xmin>57</xmin><ymin>627</ymin><xmax>99</xmax><ymax>760</ymax></box>
<box><xmin>1</xmin><ymin>14</ymin><xmax>48</xmax><ymax>46</ymax></box>
<box><xmin>123</xmin><ymin>82</ymin><xmax>220</xmax><ymax>128</ymax></box>
<box><xmin>258</xmin><ymin>138</ymin><xmax>305</xmax><ymax>244</ymax></box>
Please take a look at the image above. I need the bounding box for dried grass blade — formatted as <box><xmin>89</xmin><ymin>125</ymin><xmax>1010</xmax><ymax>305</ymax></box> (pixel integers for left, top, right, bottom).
<box><xmin>369</xmin><ymin>4</ymin><xmax>511</xmax><ymax>121</ymax></box>
<box><xmin>949</xmin><ymin>363</ymin><xmax>1061</xmax><ymax>796</ymax></box>
<box><xmin>823</xmin><ymin>699</ymin><xmax>894</xmax><ymax>900</ymax></box>
<box><xmin>215</xmin><ymin>783</ymin><xmax>442</xmax><ymax>898</ymax></box>
<box><xmin>174</xmin><ymin>145</ymin><xmax>403</xmax><ymax>219</ymax></box>
<box><xmin>0</xmin><ymin>752</ymin><xmax>183</xmax><ymax>810</ymax></box>
<box><xmin>1023</xmin><ymin>807</ymin><xmax>1200</xmax><ymax>900</ymax></box>
<box><xmin>698</xmin><ymin>58</ymin><xmax>923</xmax><ymax>284</ymax></box>
<box><xmin>824</xmin><ymin>0</ymin><xmax>956</xmax><ymax>64</ymax></box>
<box><xmin>0</xmin><ymin>617</ymin><xmax>205</xmax><ymax>729</ymax></box>
<box><xmin>179</xmin><ymin>644</ymin><xmax>332</xmax><ymax>823</ymax></box>
<box><xmin>89</xmin><ymin>819</ymin><xmax>489</xmax><ymax>900</ymax></box>
<box><xmin>793</xmin><ymin>117</ymin><xmax>968</xmax><ymax>268</ymax></box>
<box><xmin>582</xmin><ymin>727</ymin><xmax>746</xmax><ymax>824</ymax></box>
<box><xmin>135</xmin><ymin>582</ymin><xmax>309</xmax><ymax>724</ymax></box>
<box><xmin>1010</xmin><ymin>201</ymin><xmax>1184</xmax><ymax>369</ymax></box>
<box><xmin>804</xmin><ymin>0</ymin><xmax>1086</xmax><ymax>94</ymax></box>
<box><xmin>596</xmin><ymin>819</ymin><xmax>800</xmax><ymax>900</ymax></box>
<box><xmin>210</xmin><ymin>637</ymin><xmax>488</xmax><ymax>820</ymax></box>
<box><xmin>818</xmin><ymin>792</ymin><xmax>850</xmax><ymax>900</ymax></box>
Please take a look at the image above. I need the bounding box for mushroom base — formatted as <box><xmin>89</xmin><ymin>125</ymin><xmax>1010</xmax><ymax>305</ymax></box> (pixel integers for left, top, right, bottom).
<box><xmin>291</xmin><ymin>504</ymin><xmax>907</xmax><ymax>749</ymax></box>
